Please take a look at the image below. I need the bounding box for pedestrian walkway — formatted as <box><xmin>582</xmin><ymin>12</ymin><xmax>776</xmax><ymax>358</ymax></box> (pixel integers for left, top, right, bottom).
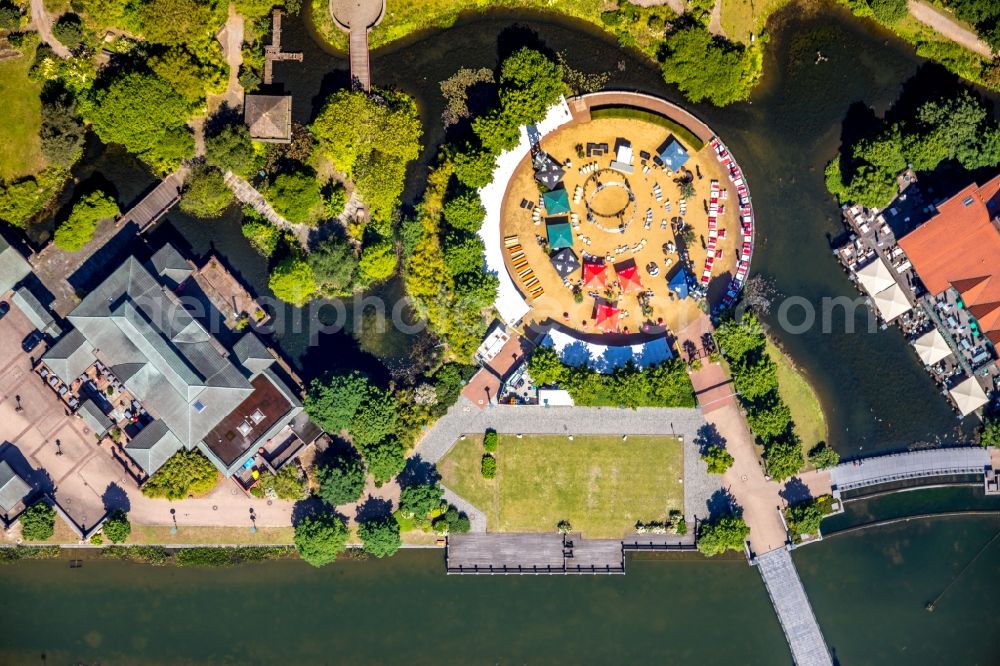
<box><xmin>830</xmin><ymin>446</ymin><xmax>990</xmax><ymax>492</ymax></box>
<box><xmin>756</xmin><ymin>548</ymin><xmax>833</xmax><ymax>666</ymax></box>
<box><xmin>329</xmin><ymin>0</ymin><xmax>385</xmax><ymax>91</ymax></box>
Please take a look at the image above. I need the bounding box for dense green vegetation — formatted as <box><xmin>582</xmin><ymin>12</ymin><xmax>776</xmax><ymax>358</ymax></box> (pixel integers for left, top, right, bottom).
<box><xmin>268</xmin><ymin>256</ymin><xmax>317</xmax><ymax>307</ymax></box>
<box><xmin>102</xmin><ymin>509</ymin><xmax>131</xmax><ymax>544</ymax></box>
<box><xmin>784</xmin><ymin>495</ymin><xmax>834</xmax><ymax>542</ymax></box>
<box><xmin>0</xmin><ymin>545</ymin><xmax>61</xmax><ymax>564</ymax></box>
<box><xmin>293</xmin><ymin>511</ymin><xmax>349</xmax><ymax>567</ymax></box>
<box><xmin>527</xmin><ymin>345</ymin><xmax>696</xmax><ymax>408</ymax></box>
<box><xmin>660</xmin><ymin>22</ymin><xmax>763</xmax><ymax>107</ymax></box>
<box><xmin>808</xmin><ymin>442</ymin><xmax>841</xmax><ymax>469</ymax></box>
<box><xmin>316</xmin><ymin>455</ymin><xmax>367</xmax><ymax>506</ymax></box>
<box><xmin>714</xmin><ymin>313</ymin><xmax>804</xmax><ymax>480</ymax></box>
<box><xmin>358</xmin><ymin>517</ymin><xmax>401</xmax><ymax>558</ymax></box>
<box><xmin>941</xmin><ymin>0</ymin><xmax>1000</xmax><ymax>50</ymax></box>
<box><xmin>180</xmin><ymin>166</ymin><xmax>233</xmax><ymax>218</ymax></box>
<box><xmin>241</xmin><ymin>210</ymin><xmax>282</xmax><ymax>257</ymax></box>
<box><xmin>141</xmin><ymin>449</ymin><xmax>219</xmax><ymax>499</ymax></box>
<box><xmin>20</xmin><ymin>502</ymin><xmax>56</xmax><ymax>541</ymax></box>
<box><xmin>980</xmin><ymin>415</ymin><xmax>1000</xmax><ymax>448</ymax></box>
<box><xmin>702</xmin><ymin>444</ymin><xmax>735</xmax><ymax>474</ymax></box>
<box><xmin>696</xmin><ymin>514</ymin><xmax>750</xmax><ymax>556</ymax></box>
<box><xmin>205</xmin><ymin>123</ymin><xmax>263</xmax><ymax>178</ymax></box>
<box><xmin>826</xmin><ymin>91</ymin><xmax>1000</xmax><ymax>208</ymax></box>
<box><xmin>249</xmin><ymin>465</ymin><xmax>308</xmax><ymax>500</ymax></box>
<box><xmin>174</xmin><ymin>546</ymin><xmax>295</xmax><ymax>567</ymax></box>
<box><xmin>265</xmin><ymin>171</ymin><xmax>324</xmax><ymax>225</ymax></box>
<box><xmin>53</xmin><ymin>189</ymin><xmax>119</xmax><ymax>251</ymax></box>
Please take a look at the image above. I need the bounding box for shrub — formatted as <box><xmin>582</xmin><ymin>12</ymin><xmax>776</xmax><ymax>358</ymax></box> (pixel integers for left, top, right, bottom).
<box><xmin>696</xmin><ymin>515</ymin><xmax>749</xmax><ymax>557</ymax></box>
<box><xmin>315</xmin><ymin>456</ymin><xmax>367</xmax><ymax>506</ymax></box>
<box><xmin>868</xmin><ymin>0</ymin><xmax>907</xmax><ymax>23</ymax></box>
<box><xmin>251</xmin><ymin>465</ymin><xmax>307</xmax><ymax>500</ymax></box>
<box><xmin>981</xmin><ymin>416</ymin><xmax>1000</xmax><ymax>448</ymax></box>
<box><xmin>324</xmin><ymin>182</ymin><xmax>348</xmax><ymax>218</ymax></box>
<box><xmin>102</xmin><ymin>509</ymin><xmax>131</xmax><ymax>544</ymax></box>
<box><xmin>180</xmin><ymin>167</ymin><xmax>233</xmax><ymax>218</ymax></box>
<box><xmin>0</xmin><ymin>546</ymin><xmax>60</xmax><ymax>563</ymax></box>
<box><xmin>452</xmin><ymin>146</ymin><xmax>496</xmax><ymax>188</ymax></box>
<box><xmin>53</xmin><ymin>13</ymin><xmax>85</xmax><ymax>48</ymax></box>
<box><xmin>807</xmin><ymin>442</ymin><xmax>840</xmax><ymax>469</ymax></box>
<box><xmin>294</xmin><ymin>512</ymin><xmax>349</xmax><ymax>567</ymax></box>
<box><xmin>675</xmin><ymin>516</ymin><xmax>687</xmax><ymax>536</ymax></box>
<box><xmin>357</xmin><ymin>239</ymin><xmax>397</xmax><ymax>284</ymax></box>
<box><xmin>141</xmin><ymin>449</ymin><xmax>218</xmax><ymax>499</ymax></box>
<box><xmin>175</xmin><ymin>546</ymin><xmax>294</xmax><ymax>566</ymax></box>
<box><xmin>784</xmin><ymin>499</ymin><xmax>826</xmax><ymax>540</ymax></box>
<box><xmin>702</xmin><ymin>445</ymin><xmax>734</xmax><ymax>474</ymax></box>
<box><xmin>101</xmin><ymin>546</ymin><xmax>170</xmax><ymax>565</ymax></box>
<box><xmin>481</xmin><ymin>454</ymin><xmax>497</xmax><ymax>479</ymax></box>
<box><xmin>358</xmin><ymin>517</ymin><xmax>401</xmax><ymax>558</ymax></box>
<box><xmin>54</xmin><ymin>190</ymin><xmax>120</xmax><ymax>251</ymax></box>
<box><xmin>266</xmin><ymin>171</ymin><xmax>323</xmax><ymax>225</ymax></box>
<box><xmin>0</xmin><ymin>2</ymin><xmax>22</xmax><ymax>30</ymax></box>
<box><xmin>242</xmin><ymin>215</ymin><xmax>280</xmax><ymax>256</ymax></box>
<box><xmin>483</xmin><ymin>430</ymin><xmax>498</xmax><ymax>453</ymax></box>
<box><xmin>432</xmin><ymin>506</ymin><xmax>471</xmax><ymax>534</ymax></box>
<box><xmin>269</xmin><ymin>256</ymin><xmax>317</xmax><ymax>307</ymax></box>
<box><xmin>20</xmin><ymin>503</ymin><xmax>55</xmax><ymax>541</ymax></box>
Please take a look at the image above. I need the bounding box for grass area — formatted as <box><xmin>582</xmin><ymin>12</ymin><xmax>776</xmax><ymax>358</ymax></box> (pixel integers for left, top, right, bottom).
<box><xmin>0</xmin><ymin>42</ymin><xmax>46</xmax><ymax>182</ymax></box>
<box><xmin>765</xmin><ymin>338</ymin><xmax>828</xmax><ymax>467</ymax></box>
<box><xmin>123</xmin><ymin>525</ymin><xmax>295</xmax><ymax>545</ymax></box>
<box><xmin>720</xmin><ymin>0</ymin><xmax>794</xmax><ymax>43</ymax></box>
<box><xmin>438</xmin><ymin>434</ymin><xmax>683</xmax><ymax>538</ymax></box>
<box><xmin>589</xmin><ymin>106</ymin><xmax>705</xmax><ymax>150</ymax></box>
<box><xmin>311</xmin><ymin>0</ymin><xmax>677</xmax><ymax>59</ymax></box>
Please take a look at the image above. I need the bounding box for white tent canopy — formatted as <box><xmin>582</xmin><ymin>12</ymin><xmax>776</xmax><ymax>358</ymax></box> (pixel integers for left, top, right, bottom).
<box><xmin>541</xmin><ymin>327</ymin><xmax>673</xmax><ymax>374</ymax></box>
<box><xmin>949</xmin><ymin>376</ymin><xmax>989</xmax><ymax>416</ymax></box>
<box><xmin>871</xmin><ymin>283</ymin><xmax>912</xmax><ymax>322</ymax></box>
<box><xmin>913</xmin><ymin>329</ymin><xmax>952</xmax><ymax>365</ymax></box>
<box><xmin>856</xmin><ymin>259</ymin><xmax>896</xmax><ymax>296</ymax></box>
<box><xmin>478</xmin><ymin>98</ymin><xmax>573</xmax><ymax>326</ymax></box>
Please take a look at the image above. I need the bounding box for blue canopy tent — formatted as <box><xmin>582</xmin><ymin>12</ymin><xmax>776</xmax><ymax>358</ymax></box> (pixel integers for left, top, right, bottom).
<box><xmin>668</xmin><ymin>267</ymin><xmax>692</xmax><ymax>299</ymax></box>
<box><xmin>658</xmin><ymin>136</ymin><xmax>690</xmax><ymax>171</ymax></box>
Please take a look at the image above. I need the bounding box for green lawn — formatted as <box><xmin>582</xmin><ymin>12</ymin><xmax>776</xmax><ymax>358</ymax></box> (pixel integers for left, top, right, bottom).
<box><xmin>0</xmin><ymin>42</ymin><xmax>46</xmax><ymax>182</ymax></box>
<box><xmin>765</xmin><ymin>338</ymin><xmax>828</xmax><ymax>467</ymax></box>
<box><xmin>720</xmin><ymin>0</ymin><xmax>794</xmax><ymax>43</ymax></box>
<box><xmin>439</xmin><ymin>434</ymin><xmax>683</xmax><ymax>538</ymax></box>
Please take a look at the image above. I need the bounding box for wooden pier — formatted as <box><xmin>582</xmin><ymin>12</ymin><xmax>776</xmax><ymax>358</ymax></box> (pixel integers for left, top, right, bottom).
<box><xmin>329</xmin><ymin>0</ymin><xmax>384</xmax><ymax>92</ymax></box>
<box><xmin>755</xmin><ymin>548</ymin><xmax>832</xmax><ymax>666</ymax></box>
<box><xmin>446</xmin><ymin>533</ymin><xmax>625</xmax><ymax>575</ymax></box>
<box><xmin>121</xmin><ymin>169</ymin><xmax>186</xmax><ymax>232</ymax></box>
<box><xmin>348</xmin><ymin>25</ymin><xmax>371</xmax><ymax>91</ymax></box>
<box><xmin>263</xmin><ymin>9</ymin><xmax>303</xmax><ymax>85</ymax></box>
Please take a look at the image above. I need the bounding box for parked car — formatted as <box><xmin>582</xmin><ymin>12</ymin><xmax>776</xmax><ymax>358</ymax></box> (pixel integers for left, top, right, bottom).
<box><xmin>0</xmin><ymin>301</ymin><xmax>9</xmax><ymax>320</ymax></box>
<box><xmin>21</xmin><ymin>330</ymin><xmax>44</xmax><ymax>353</ymax></box>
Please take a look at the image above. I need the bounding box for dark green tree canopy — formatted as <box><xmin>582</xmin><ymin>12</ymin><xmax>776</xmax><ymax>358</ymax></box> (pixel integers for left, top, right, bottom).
<box><xmin>294</xmin><ymin>511</ymin><xmax>349</xmax><ymax>567</ymax></box>
<box><xmin>399</xmin><ymin>481</ymin><xmax>444</xmax><ymax>519</ymax></box>
<box><xmin>20</xmin><ymin>502</ymin><xmax>56</xmax><ymax>541</ymax></box>
<box><xmin>358</xmin><ymin>517</ymin><xmax>401</xmax><ymax>558</ymax></box>
<box><xmin>308</xmin><ymin>236</ymin><xmax>359</xmax><ymax>297</ymax></box>
<box><xmin>499</xmin><ymin>48</ymin><xmax>567</xmax><ymax>126</ymax></box>
<box><xmin>180</xmin><ymin>166</ymin><xmax>233</xmax><ymax>218</ymax></box>
<box><xmin>660</xmin><ymin>26</ymin><xmax>756</xmax><ymax>107</ymax></box>
<box><xmin>206</xmin><ymin>122</ymin><xmax>262</xmax><ymax>178</ymax></box>
<box><xmin>316</xmin><ymin>455</ymin><xmax>367</xmax><ymax>506</ymax></box>
<box><xmin>696</xmin><ymin>515</ymin><xmax>749</xmax><ymax>556</ymax></box>
<box><xmin>305</xmin><ymin>371</ymin><xmax>371</xmax><ymax>435</ymax></box>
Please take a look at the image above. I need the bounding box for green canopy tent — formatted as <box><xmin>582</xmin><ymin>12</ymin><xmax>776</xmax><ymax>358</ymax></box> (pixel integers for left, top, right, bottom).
<box><xmin>545</xmin><ymin>217</ymin><xmax>574</xmax><ymax>250</ymax></box>
<box><xmin>542</xmin><ymin>187</ymin><xmax>571</xmax><ymax>215</ymax></box>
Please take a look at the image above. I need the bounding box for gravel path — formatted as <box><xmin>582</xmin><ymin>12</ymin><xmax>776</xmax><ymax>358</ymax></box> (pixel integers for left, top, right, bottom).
<box><xmin>908</xmin><ymin>0</ymin><xmax>993</xmax><ymax>58</ymax></box>
<box><xmin>30</xmin><ymin>0</ymin><xmax>71</xmax><ymax>59</ymax></box>
<box><xmin>441</xmin><ymin>486</ymin><xmax>487</xmax><ymax>532</ymax></box>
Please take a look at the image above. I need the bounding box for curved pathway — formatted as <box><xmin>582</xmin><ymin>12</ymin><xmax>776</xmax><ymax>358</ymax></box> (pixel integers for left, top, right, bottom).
<box><xmin>29</xmin><ymin>0</ymin><xmax>71</xmax><ymax>59</ymax></box>
<box><xmin>908</xmin><ymin>0</ymin><xmax>993</xmax><ymax>58</ymax></box>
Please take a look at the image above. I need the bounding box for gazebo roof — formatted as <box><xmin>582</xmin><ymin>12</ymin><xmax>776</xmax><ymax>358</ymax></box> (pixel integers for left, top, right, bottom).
<box><xmin>244</xmin><ymin>94</ymin><xmax>292</xmax><ymax>143</ymax></box>
<box><xmin>668</xmin><ymin>267</ymin><xmax>692</xmax><ymax>299</ymax></box>
<box><xmin>912</xmin><ymin>329</ymin><xmax>952</xmax><ymax>365</ymax></box>
<box><xmin>871</xmin><ymin>283</ymin><xmax>912</xmax><ymax>321</ymax></box>
<box><xmin>549</xmin><ymin>247</ymin><xmax>580</xmax><ymax>278</ymax></box>
<box><xmin>658</xmin><ymin>136</ymin><xmax>689</xmax><ymax>171</ymax></box>
<box><xmin>949</xmin><ymin>376</ymin><xmax>988</xmax><ymax>416</ymax></box>
<box><xmin>546</xmin><ymin>217</ymin><xmax>574</xmax><ymax>250</ymax></box>
<box><xmin>533</xmin><ymin>152</ymin><xmax>565</xmax><ymax>190</ymax></box>
<box><xmin>582</xmin><ymin>260</ymin><xmax>607</xmax><ymax>289</ymax></box>
<box><xmin>542</xmin><ymin>188</ymin><xmax>571</xmax><ymax>215</ymax></box>
<box><xmin>856</xmin><ymin>259</ymin><xmax>895</xmax><ymax>296</ymax></box>
<box><xmin>594</xmin><ymin>302</ymin><xmax>620</xmax><ymax>333</ymax></box>
<box><xmin>614</xmin><ymin>259</ymin><xmax>643</xmax><ymax>292</ymax></box>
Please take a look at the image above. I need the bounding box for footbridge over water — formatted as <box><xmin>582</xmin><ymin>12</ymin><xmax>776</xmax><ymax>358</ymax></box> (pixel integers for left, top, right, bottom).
<box><xmin>830</xmin><ymin>446</ymin><xmax>990</xmax><ymax>492</ymax></box>
<box><xmin>329</xmin><ymin>0</ymin><xmax>385</xmax><ymax>91</ymax></box>
<box><xmin>755</xmin><ymin>548</ymin><xmax>833</xmax><ymax>666</ymax></box>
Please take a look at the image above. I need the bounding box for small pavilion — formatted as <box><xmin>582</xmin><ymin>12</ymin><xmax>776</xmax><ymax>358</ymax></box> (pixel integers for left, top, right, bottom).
<box><xmin>594</xmin><ymin>301</ymin><xmax>620</xmax><ymax>333</ymax></box>
<box><xmin>658</xmin><ymin>135</ymin><xmax>689</xmax><ymax>171</ymax></box>
<box><xmin>545</xmin><ymin>217</ymin><xmax>574</xmax><ymax>250</ymax></box>
<box><xmin>550</xmin><ymin>247</ymin><xmax>580</xmax><ymax>278</ymax></box>
<box><xmin>668</xmin><ymin>267</ymin><xmax>692</xmax><ymax>299</ymax></box>
<box><xmin>542</xmin><ymin>187</ymin><xmax>571</xmax><ymax>215</ymax></box>
<box><xmin>614</xmin><ymin>259</ymin><xmax>643</xmax><ymax>293</ymax></box>
<box><xmin>582</xmin><ymin>260</ymin><xmax>607</xmax><ymax>289</ymax></box>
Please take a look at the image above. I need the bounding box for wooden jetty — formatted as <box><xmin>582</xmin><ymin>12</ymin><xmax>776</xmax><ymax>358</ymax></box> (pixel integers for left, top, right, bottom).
<box><xmin>755</xmin><ymin>548</ymin><xmax>832</xmax><ymax>666</ymax></box>
<box><xmin>348</xmin><ymin>25</ymin><xmax>370</xmax><ymax>91</ymax></box>
<box><xmin>263</xmin><ymin>9</ymin><xmax>303</xmax><ymax>85</ymax></box>
<box><xmin>121</xmin><ymin>169</ymin><xmax>186</xmax><ymax>232</ymax></box>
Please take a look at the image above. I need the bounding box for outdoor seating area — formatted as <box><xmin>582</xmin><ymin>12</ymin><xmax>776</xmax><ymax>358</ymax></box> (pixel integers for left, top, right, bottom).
<box><xmin>500</xmin><ymin>116</ymin><xmax>740</xmax><ymax>338</ymax></box>
<box><xmin>709</xmin><ymin>136</ymin><xmax>754</xmax><ymax>308</ymax></box>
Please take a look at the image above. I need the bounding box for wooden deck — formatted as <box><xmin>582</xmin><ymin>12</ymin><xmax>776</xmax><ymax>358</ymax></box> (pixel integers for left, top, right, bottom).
<box><xmin>263</xmin><ymin>9</ymin><xmax>303</xmax><ymax>85</ymax></box>
<box><xmin>121</xmin><ymin>169</ymin><xmax>186</xmax><ymax>232</ymax></box>
<box><xmin>446</xmin><ymin>532</ymin><xmax>624</xmax><ymax>574</ymax></box>
<box><xmin>348</xmin><ymin>27</ymin><xmax>370</xmax><ymax>91</ymax></box>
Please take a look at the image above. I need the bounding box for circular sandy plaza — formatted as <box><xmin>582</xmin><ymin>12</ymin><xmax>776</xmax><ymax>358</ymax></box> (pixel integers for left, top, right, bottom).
<box><xmin>497</xmin><ymin>95</ymin><xmax>751</xmax><ymax>343</ymax></box>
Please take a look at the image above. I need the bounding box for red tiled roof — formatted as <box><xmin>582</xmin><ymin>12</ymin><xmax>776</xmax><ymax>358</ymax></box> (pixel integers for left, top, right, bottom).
<box><xmin>899</xmin><ymin>174</ymin><xmax>1000</xmax><ymax>344</ymax></box>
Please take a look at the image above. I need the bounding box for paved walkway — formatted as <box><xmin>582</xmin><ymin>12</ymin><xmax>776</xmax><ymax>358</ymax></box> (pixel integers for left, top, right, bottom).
<box><xmin>908</xmin><ymin>0</ymin><xmax>993</xmax><ymax>58</ymax></box>
<box><xmin>29</xmin><ymin>0</ymin><xmax>71</xmax><ymax>58</ymax></box>
<box><xmin>829</xmin><ymin>446</ymin><xmax>989</xmax><ymax>492</ymax></box>
<box><xmin>756</xmin><ymin>548</ymin><xmax>833</xmax><ymax>666</ymax></box>
<box><xmin>213</xmin><ymin>3</ymin><xmax>246</xmax><ymax>111</ymax></box>
<box><xmin>442</xmin><ymin>486</ymin><xmax>487</xmax><ymax>532</ymax></box>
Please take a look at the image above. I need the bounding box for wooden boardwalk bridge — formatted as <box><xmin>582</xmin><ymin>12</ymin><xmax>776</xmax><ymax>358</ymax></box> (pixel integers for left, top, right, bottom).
<box><xmin>263</xmin><ymin>9</ymin><xmax>302</xmax><ymax>85</ymax></box>
<box><xmin>756</xmin><ymin>548</ymin><xmax>833</xmax><ymax>666</ymax></box>
<box><xmin>121</xmin><ymin>169</ymin><xmax>187</xmax><ymax>232</ymax></box>
<box><xmin>329</xmin><ymin>0</ymin><xmax>384</xmax><ymax>91</ymax></box>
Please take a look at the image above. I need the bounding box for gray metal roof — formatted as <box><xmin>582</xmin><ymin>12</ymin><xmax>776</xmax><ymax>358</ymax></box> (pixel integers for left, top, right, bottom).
<box><xmin>78</xmin><ymin>398</ymin><xmax>113</xmax><ymax>436</ymax></box>
<box><xmin>147</xmin><ymin>243</ymin><xmax>193</xmax><ymax>289</ymax></box>
<box><xmin>0</xmin><ymin>237</ymin><xmax>31</xmax><ymax>296</ymax></box>
<box><xmin>13</xmin><ymin>286</ymin><xmax>59</xmax><ymax>336</ymax></box>
<box><xmin>125</xmin><ymin>419</ymin><xmax>183</xmax><ymax>476</ymax></box>
<box><xmin>68</xmin><ymin>255</ymin><xmax>253</xmax><ymax>449</ymax></box>
<box><xmin>0</xmin><ymin>460</ymin><xmax>30</xmax><ymax>514</ymax></box>
<box><xmin>232</xmin><ymin>332</ymin><xmax>275</xmax><ymax>376</ymax></box>
<box><xmin>41</xmin><ymin>329</ymin><xmax>95</xmax><ymax>383</ymax></box>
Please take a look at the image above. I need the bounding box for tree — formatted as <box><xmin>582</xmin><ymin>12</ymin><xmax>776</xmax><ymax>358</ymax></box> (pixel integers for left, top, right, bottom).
<box><xmin>206</xmin><ymin>122</ymin><xmax>261</xmax><ymax>177</ymax></box>
<box><xmin>442</xmin><ymin>189</ymin><xmax>486</xmax><ymax>232</ymax></box>
<box><xmin>764</xmin><ymin>435</ymin><xmax>805</xmax><ymax>481</ymax></box>
<box><xmin>981</xmin><ymin>416</ymin><xmax>1000</xmax><ymax>448</ymax></box>
<box><xmin>714</xmin><ymin>314</ymin><xmax>766</xmax><ymax>362</ymax></box>
<box><xmin>432</xmin><ymin>506</ymin><xmax>471</xmax><ymax>534</ymax></box>
<box><xmin>807</xmin><ymin>442</ymin><xmax>840</xmax><ymax>469</ymax></box>
<box><xmin>149</xmin><ymin>46</ymin><xmax>225</xmax><ymax>107</ymax></box>
<box><xmin>40</xmin><ymin>90</ymin><xmax>86</xmax><ymax>168</ymax></box>
<box><xmin>443</xmin><ymin>232</ymin><xmax>485</xmax><ymax>276</ymax></box>
<box><xmin>102</xmin><ymin>509</ymin><xmax>131</xmax><ymax>544</ymax></box>
<box><xmin>868</xmin><ymin>0</ymin><xmax>907</xmax><ymax>23</ymax></box>
<box><xmin>358</xmin><ymin>517</ymin><xmax>401</xmax><ymax>558</ymax></box>
<box><xmin>269</xmin><ymin>256</ymin><xmax>317</xmax><ymax>307</ymax></box>
<box><xmin>350</xmin><ymin>387</ymin><xmax>398</xmax><ymax>447</ymax></box>
<box><xmin>324</xmin><ymin>182</ymin><xmax>348</xmax><ymax>218</ymax></box>
<box><xmin>308</xmin><ymin>236</ymin><xmax>358</xmax><ymax>297</ymax></box>
<box><xmin>483</xmin><ymin>430</ymin><xmax>499</xmax><ymax>453</ymax></box>
<box><xmin>141</xmin><ymin>449</ymin><xmax>218</xmax><ymax>499</ymax></box>
<box><xmin>266</xmin><ymin>171</ymin><xmax>323</xmax><ymax>225</ymax></box>
<box><xmin>702</xmin><ymin>445</ymin><xmax>734</xmax><ymax>474</ymax></box>
<box><xmin>696</xmin><ymin>515</ymin><xmax>749</xmax><ymax>556</ymax></box>
<box><xmin>660</xmin><ymin>26</ymin><xmax>758</xmax><ymax>106</ymax></box>
<box><xmin>733</xmin><ymin>357</ymin><xmax>779</xmax><ymax>400</ymax></box>
<box><xmin>0</xmin><ymin>2</ymin><xmax>22</xmax><ymax>30</ymax></box>
<box><xmin>746</xmin><ymin>400</ymin><xmax>792</xmax><ymax>441</ymax></box>
<box><xmin>305</xmin><ymin>371</ymin><xmax>370</xmax><ymax>434</ymax></box>
<box><xmin>359</xmin><ymin>438</ymin><xmax>405</xmax><ymax>483</ymax></box>
<box><xmin>180</xmin><ymin>167</ymin><xmax>233</xmax><ymax>218</ymax></box>
<box><xmin>452</xmin><ymin>146</ymin><xmax>496</xmax><ymax>188</ymax></box>
<box><xmin>472</xmin><ymin>111</ymin><xmax>520</xmax><ymax>156</ymax></box>
<box><xmin>54</xmin><ymin>190</ymin><xmax>120</xmax><ymax>251</ymax></box>
<box><xmin>499</xmin><ymin>48</ymin><xmax>566</xmax><ymax>126</ymax></box>
<box><xmin>293</xmin><ymin>511</ymin><xmax>349</xmax><ymax>566</ymax></box>
<box><xmin>316</xmin><ymin>456</ymin><xmax>367</xmax><ymax>506</ymax></box>
<box><xmin>53</xmin><ymin>13</ymin><xmax>85</xmax><ymax>49</ymax></box>
<box><xmin>139</xmin><ymin>0</ymin><xmax>217</xmax><ymax>45</ymax></box>
<box><xmin>399</xmin><ymin>481</ymin><xmax>444</xmax><ymax>519</ymax></box>
<box><xmin>481</xmin><ymin>454</ymin><xmax>497</xmax><ymax>479</ymax></box>
<box><xmin>20</xmin><ymin>503</ymin><xmax>55</xmax><ymax>541</ymax></box>
<box><xmin>242</xmin><ymin>215</ymin><xmax>280</xmax><ymax>256</ymax></box>
<box><xmin>81</xmin><ymin>71</ymin><xmax>193</xmax><ymax>171</ymax></box>
<box><xmin>785</xmin><ymin>499</ymin><xmax>824</xmax><ymax>538</ymax></box>
<box><xmin>527</xmin><ymin>345</ymin><xmax>565</xmax><ymax>386</ymax></box>
<box><xmin>357</xmin><ymin>239</ymin><xmax>397</xmax><ymax>284</ymax></box>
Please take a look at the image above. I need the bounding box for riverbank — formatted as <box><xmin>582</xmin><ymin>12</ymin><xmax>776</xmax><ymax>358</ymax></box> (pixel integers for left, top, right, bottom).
<box><xmin>765</xmin><ymin>337</ymin><xmax>829</xmax><ymax>467</ymax></box>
